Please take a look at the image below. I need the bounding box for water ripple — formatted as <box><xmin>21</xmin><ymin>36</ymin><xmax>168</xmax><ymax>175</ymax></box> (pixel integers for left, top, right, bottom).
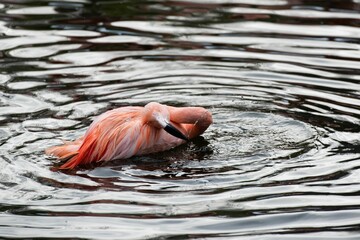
<box><xmin>0</xmin><ymin>0</ymin><xmax>360</xmax><ymax>239</ymax></box>
<box><xmin>213</xmin><ymin>22</ymin><xmax>360</xmax><ymax>38</ymax></box>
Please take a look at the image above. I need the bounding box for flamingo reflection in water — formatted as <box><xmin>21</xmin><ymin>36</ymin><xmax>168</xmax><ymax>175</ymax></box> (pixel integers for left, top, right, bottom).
<box><xmin>46</xmin><ymin>102</ymin><xmax>213</xmax><ymax>169</ymax></box>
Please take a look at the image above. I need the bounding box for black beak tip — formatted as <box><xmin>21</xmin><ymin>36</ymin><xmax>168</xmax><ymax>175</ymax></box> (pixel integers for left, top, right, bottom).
<box><xmin>164</xmin><ymin>124</ymin><xmax>189</xmax><ymax>141</ymax></box>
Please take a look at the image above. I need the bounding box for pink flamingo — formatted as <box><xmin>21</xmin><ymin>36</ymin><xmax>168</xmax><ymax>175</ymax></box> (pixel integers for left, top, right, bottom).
<box><xmin>46</xmin><ymin>102</ymin><xmax>213</xmax><ymax>169</ymax></box>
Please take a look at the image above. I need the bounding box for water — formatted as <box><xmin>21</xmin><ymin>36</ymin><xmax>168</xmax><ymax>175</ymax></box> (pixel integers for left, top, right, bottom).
<box><xmin>1</xmin><ymin>0</ymin><xmax>360</xmax><ymax>239</ymax></box>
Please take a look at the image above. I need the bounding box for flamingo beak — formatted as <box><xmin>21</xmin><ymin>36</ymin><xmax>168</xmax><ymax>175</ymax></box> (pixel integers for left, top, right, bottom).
<box><xmin>164</xmin><ymin>123</ymin><xmax>189</xmax><ymax>141</ymax></box>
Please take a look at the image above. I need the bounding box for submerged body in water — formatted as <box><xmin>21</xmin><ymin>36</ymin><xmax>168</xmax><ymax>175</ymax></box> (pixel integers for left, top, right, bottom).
<box><xmin>46</xmin><ymin>102</ymin><xmax>213</xmax><ymax>169</ymax></box>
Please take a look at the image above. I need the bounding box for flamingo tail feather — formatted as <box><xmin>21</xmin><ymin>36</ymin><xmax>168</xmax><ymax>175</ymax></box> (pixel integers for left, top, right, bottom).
<box><xmin>46</xmin><ymin>140</ymin><xmax>83</xmax><ymax>169</ymax></box>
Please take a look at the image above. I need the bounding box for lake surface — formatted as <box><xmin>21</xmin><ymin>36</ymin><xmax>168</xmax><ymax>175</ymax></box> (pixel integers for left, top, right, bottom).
<box><xmin>1</xmin><ymin>0</ymin><xmax>360</xmax><ymax>239</ymax></box>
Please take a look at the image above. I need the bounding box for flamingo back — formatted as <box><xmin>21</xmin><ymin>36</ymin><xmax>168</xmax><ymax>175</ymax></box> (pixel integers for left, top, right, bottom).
<box><xmin>51</xmin><ymin>107</ymin><xmax>167</xmax><ymax>169</ymax></box>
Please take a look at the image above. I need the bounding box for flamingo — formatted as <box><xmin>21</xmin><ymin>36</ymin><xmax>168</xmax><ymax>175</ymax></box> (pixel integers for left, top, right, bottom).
<box><xmin>46</xmin><ymin>102</ymin><xmax>213</xmax><ymax>169</ymax></box>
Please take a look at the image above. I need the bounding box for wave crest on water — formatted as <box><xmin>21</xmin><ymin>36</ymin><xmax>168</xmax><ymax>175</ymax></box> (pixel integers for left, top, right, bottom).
<box><xmin>0</xmin><ymin>0</ymin><xmax>360</xmax><ymax>239</ymax></box>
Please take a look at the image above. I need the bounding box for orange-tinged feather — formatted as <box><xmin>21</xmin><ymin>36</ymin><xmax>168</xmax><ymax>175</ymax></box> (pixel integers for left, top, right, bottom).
<box><xmin>46</xmin><ymin>103</ymin><xmax>212</xmax><ymax>169</ymax></box>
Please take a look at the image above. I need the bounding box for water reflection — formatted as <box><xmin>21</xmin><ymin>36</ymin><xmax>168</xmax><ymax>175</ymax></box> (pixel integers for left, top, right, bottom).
<box><xmin>1</xmin><ymin>0</ymin><xmax>360</xmax><ymax>239</ymax></box>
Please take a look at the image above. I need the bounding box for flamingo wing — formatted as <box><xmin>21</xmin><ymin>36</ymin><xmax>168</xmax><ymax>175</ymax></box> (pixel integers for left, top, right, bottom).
<box><xmin>58</xmin><ymin>107</ymin><xmax>149</xmax><ymax>169</ymax></box>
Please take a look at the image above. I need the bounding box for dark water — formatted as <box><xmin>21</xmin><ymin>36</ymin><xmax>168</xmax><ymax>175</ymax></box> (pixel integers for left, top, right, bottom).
<box><xmin>1</xmin><ymin>0</ymin><xmax>360</xmax><ymax>239</ymax></box>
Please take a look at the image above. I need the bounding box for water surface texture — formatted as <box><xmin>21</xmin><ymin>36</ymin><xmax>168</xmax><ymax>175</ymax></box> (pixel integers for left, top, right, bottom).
<box><xmin>1</xmin><ymin>0</ymin><xmax>360</xmax><ymax>239</ymax></box>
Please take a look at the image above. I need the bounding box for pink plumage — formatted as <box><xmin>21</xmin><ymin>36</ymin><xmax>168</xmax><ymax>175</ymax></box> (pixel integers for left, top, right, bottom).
<box><xmin>46</xmin><ymin>102</ymin><xmax>212</xmax><ymax>169</ymax></box>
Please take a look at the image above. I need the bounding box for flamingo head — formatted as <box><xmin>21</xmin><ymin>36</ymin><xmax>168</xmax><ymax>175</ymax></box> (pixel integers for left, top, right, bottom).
<box><xmin>144</xmin><ymin>102</ymin><xmax>188</xmax><ymax>141</ymax></box>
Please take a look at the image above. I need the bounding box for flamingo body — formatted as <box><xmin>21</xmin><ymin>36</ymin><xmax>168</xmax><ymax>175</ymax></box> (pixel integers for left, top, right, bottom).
<box><xmin>46</xmin><ymin>102</ymin><xmax>212</xmax><ymax>169</ymax></box>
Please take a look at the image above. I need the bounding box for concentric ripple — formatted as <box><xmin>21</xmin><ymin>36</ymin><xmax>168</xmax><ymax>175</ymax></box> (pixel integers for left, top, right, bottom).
<box><xmin>1</xmin><ymin>0</ymin><xmax>360</xmax><ymax>239</ymax></box>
